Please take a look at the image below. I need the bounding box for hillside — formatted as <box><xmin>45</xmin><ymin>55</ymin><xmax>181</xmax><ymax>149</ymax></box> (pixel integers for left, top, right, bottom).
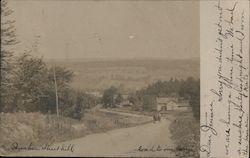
<box><xmin>0</xmin><ymin>109</ymin><xmax>151</xmax><ymax>156</ymax></box>
<box><xmin>46</xmin><ymin>59</ymin><xmax>199</xmax><ymax>93</ymax></box>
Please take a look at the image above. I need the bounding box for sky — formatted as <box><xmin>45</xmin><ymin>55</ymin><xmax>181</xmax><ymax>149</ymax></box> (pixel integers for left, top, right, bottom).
<box><xmin>8</xmin><ymin>0</ymin><xmax>199</xmax><ymax>60</ymax></box>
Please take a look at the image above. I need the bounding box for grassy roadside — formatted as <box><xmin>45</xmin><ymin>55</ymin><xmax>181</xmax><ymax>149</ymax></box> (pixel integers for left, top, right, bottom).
<box><xmin>82</xmin><ymin>109</ymin><xmax>152</xmax><ymax>133</ymax></box>
<box><xmin>0</xmin><ymin>112</ymin><xmax>86</xmax><ymax>155</ymax></box>
<box><xmin>0</xmin><ymin>110</ymin><xmax>150</xmax><ymax>156</ymax></box>
<box><xmin>169</xmin><ymin>112</ymin><xmax>200</xmax><ymax>158</ymax></box>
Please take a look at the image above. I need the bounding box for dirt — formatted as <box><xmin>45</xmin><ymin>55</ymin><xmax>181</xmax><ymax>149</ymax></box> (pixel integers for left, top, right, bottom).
<box><xmin>10</xmin><ymin>119</ymin><xmax>175</xmax><ymax>157</ymax></box>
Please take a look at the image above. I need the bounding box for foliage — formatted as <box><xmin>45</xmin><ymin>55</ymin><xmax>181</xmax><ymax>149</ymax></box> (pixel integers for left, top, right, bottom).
<box><xmin>65</xmin><ymin>90</ymin><xmax>98</xmax><ymax>120</ymax></box>
<box><xmin>0</xmin><ymin>0</ymin><xmax>19</xmax><ymax>112</ymax></box>
<box><xmin>115</xmin><ymin>93</ymin><xmax>123</xmax><ymax>105</ymax></box>
<box><xmin>130</xmin><ymin>77</ymin><xmax>200</xmax><ymax>119</ymax></box>
<box><xmin>127</xmin><ymin>93</ymin><xmax>136</xmax><ymax>105</ymax></box>
<box><xmin>1</xmin><ymin>52</ymin><xmax>98</xmax><ymax>119</ymax></box>
<box><xmin>141</xmin><ymin>95</ymin><xmax>156</xmax><ymax>111</ymax></box>
<box><xmin>0</xmin><ymin>112</ymin><xmax>88</xmax><ymax>155</ymax></box>
<box><xmin>179</xmin><ymin>77</ymin><xmax>200</xmax><ymax>119</ymax></box>
<box><xmin>170</xmin><ymin>112</ymin><xmax>200</xmax><ymax>158</ymax></box>
<box><xmin>102</xmin><ymin>86</ymin><xmax>118</xmax><ymax>108</ymax></box>
<box><xmin>144</xmin><ymin>79</ymin><xmax>181</xmax><ymax>97</ymax></box>
<box><xmin>8</xmin><ymin>53</ymin><xmax>49</xmax><ymax>112</ymax></box>
<box><xmin>0</xmin><ymin>0</ymin><xmax>98</xmax><ymax>118</ymax></box>
<box><xmin>0</xmin><ymin>110</ymin><xmax>151</xmax><ymax>155</ymax></box>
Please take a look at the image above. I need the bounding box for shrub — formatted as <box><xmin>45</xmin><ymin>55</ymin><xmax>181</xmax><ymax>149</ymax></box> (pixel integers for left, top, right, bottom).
<box><xmin>170</xmin><ymin>112</ymin><xmax>200</xmax><ymax>158</ymax></box>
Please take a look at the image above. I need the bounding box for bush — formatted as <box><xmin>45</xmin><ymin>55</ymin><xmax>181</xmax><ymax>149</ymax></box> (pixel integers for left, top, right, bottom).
<box><xmin>0</xmin><ymin>112</ymin><xmax>88</xmax><ymax>155</ymax></box>
<box><xmin>169</xmin><ymin>112</ymin><xmax>200</xmax><ymax>158</ymax></box>
<box><xmin>0</xmin><ymin>110</ymin><xmax>151</xmax><ymax>155</ymax></box>
<box><xmin>82</xmin><ymin>110</ymin><xmax>151</xmax><ymax>133</ymax></box>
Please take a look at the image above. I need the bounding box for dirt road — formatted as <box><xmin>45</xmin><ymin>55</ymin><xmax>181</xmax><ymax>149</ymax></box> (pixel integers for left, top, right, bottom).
<box><xmin>11</xmin><ymin>118</ymin><xmax>175</xmax><ymax>157</ymax></box>
<box><xmin>97</xmin><ymin>108</ymin><xmax>151</xmax><ymax>118</ymax></box>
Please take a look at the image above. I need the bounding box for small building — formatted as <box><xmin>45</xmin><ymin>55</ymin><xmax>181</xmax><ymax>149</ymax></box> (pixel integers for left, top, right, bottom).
<box><xmin>156</xmin><ymin>97</ymin><xmax>178</xmax><ymax>111</ymax></box>
<box><xmin>178</xmin><ymin>98</ymin><xmax>191</xmax><ymax>111</ymax></box>
<box><xmin>86</xmin><ymin>91</ymin><xmax>102</xmax><ymax>98</ymax></box>
<box><xmin>156</xmin><ymin>97</ymin><xmax>190</xmax><ymax>111</ymax></box>
<box><xmin>120</xmin><ymin>100</ymin><xmax>132</xmax><ymax>107</ymax></box>
<box><xmin>122</xmin><ymin>94</ymin><xmax>129</xmax><ymax>100</ymax></box>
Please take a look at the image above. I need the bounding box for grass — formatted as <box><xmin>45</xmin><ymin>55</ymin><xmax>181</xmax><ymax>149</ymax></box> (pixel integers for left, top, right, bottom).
<box><xmin>0</xmin><ymin>112</ymin><xmax>85</xmax><ymax>155</ymax></box>
<box><xmin>0</xmin><ymin>110</ymin><xmax>150</xmax><ymax>156</ymax></box>
<box><xmin>169</xmin><ymin>112</ymin><xmax>200</xmax><ymax>158</ymax></box>
<box><xmin>82</xmin><ymin>109</ymin><xmax>152</xmax><ymax>133</ymax></box>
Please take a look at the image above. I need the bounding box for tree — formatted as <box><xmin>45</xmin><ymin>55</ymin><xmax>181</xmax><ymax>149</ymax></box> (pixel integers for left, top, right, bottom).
<box><xmin>5</xmin><ymin>53</ymin><xmax>76</xmax><ymax>113</ymax></box>
<box><xmin>128</xmin><ymin>93</ymin><xmax>136</xmax><ymax>105</ymax></box>
<box><xmin>129</xmin><ymin>77</ymin><xmax>200</xmax><ymax>117</ymax></box>
<box><xmin>61</xmin><ymin>90</ymin><xmax>98</xmax><ymax>119</ymax></box>
<box><xmin>9</xmin><ymin>53</ymin><xmax>49</xmax><ymax>112</ymax></box>
<box><xmin>0</xmin><ymin>0</ymin><xmax>19</xmax><ymax>111</ymax></box>
<box><xmin>46</xmin><ymin>66</ymin><xmax>74</xmax><ymax>114</ymax></box>
<box><xmin>48</xmin><ymin>66</ymin><xmax>74</xmax><ymax>89</ymax></box>
<box><xmin>179</xmin><ymin>77</ymin><xmax>200</xmax><ymax>120</ymax></box>
<box><xmin>102</xmin><ymin>86</ymin><xmax>118</xmax><ymax>108</ymax></box>
<box><xmin>59</xmin><ymin>88</ymin><xmax>77</xmax><ymax>115</ymax></box>
<box><xmin>115</xmin><ymin>93</ymin><xmax>123</xmax><ymax>105</ymax></box>
<box><xmin>72</xmin><ymin>91</ymin><xmax>95</xmax><ymax>120</ymax></box>
<box><xmin>142</xmin><ymin>95</ymin><xmax>156</xmax><ymax>111</ymax></box>
<box><xmin>130</xmin><ymin>97</ymin><xmax>143</xmax><ymax>111</ymax></box>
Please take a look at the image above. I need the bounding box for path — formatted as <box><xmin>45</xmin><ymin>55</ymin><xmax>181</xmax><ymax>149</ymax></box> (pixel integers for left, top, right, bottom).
<box><xmin>11</xmin><ymin>118</ymin><xmax>175</xmax><ymax>157</ymax></box>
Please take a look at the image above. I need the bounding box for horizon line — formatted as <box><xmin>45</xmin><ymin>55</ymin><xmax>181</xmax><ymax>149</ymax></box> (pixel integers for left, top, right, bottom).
<box><xmin>44</xmin><ymin>57</ymin><xmax>200</xmax><ymax>62</ymax></box>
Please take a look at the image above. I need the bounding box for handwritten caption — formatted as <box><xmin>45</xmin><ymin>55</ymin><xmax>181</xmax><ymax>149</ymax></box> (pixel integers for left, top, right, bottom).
<box><xmin>136</xmin><ymin>145</ymin><xmax>194</xmax><ymax>153</ymax></box>
<box><xmin>10</xmin><ymin>142</ymin><xmax>75</xmax><ymax>153</ymax></box>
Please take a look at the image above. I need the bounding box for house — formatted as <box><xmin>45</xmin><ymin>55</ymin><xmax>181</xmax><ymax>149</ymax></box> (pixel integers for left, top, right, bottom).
<box><xmin>156</xmin><ymin>97</ymin><xmax>190</xmax><ymax>111</ymax></box>
<box><xmin>156</xmin><ymin>97</ymin><xmax>178</xmax><ymax>111</ymax></box>
<box><xmin>178</xmin><ymin>98</ymin><xmax>191</xmax><ymax>111</ymax></box>
<box><xmin>122</xmin><ymin>94</ymin><xmax>129</xmax><ymax>100</ymax></box>
<box><xmin>120</xmin><ymin>100</ymin><xmax>132</xmax><ymax>107</ymax></box>
<box><xmin>85</xmin><ymin>91</ymin><xmax>102</xmax><ymax>98</ymax></box>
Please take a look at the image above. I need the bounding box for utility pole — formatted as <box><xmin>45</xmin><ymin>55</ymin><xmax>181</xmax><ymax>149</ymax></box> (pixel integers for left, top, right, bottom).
<box><xmin>53</xmin><ymin>66</ymin><xmax>59</xmax><ymax>118</ymax></box>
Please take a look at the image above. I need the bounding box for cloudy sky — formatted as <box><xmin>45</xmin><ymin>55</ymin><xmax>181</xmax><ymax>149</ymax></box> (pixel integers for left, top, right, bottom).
<box><xmin>9</xmin><ymin>0</ymin><xmax>199</xmax><ymax>60</ymax></box>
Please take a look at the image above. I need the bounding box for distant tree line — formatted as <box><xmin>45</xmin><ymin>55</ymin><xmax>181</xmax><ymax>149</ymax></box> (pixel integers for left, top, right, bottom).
<box><xmin>102</xmin><ymin>78</ymin><xmax>200</xmax><ymax>120</ymax></box>
<box><xmin>0</xmin><ymin>1</ymin><xmax>99</xmax><ymax>120</ymax></box>
<box><xmin>132</xmin><ymin>78</ymin><xmax>200</xmax><ymax>120</ymax></box>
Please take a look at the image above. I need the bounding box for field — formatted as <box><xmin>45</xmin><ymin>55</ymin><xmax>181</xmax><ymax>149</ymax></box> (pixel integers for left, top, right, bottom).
<box><xmin>46</xmin><ymin>58</ymin><xmax>199</xmax><ymax>93</ymax></box>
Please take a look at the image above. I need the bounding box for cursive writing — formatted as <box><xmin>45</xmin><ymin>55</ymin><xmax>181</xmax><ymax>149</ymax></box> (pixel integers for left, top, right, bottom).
<box><xmin>201</xmin><ymin>0</ymin><xmax>249</xmax><ymax>157</ymax></box>
<box><xmin>10</xmin><ymin>142</ymin><xmax>75</xmax><ymax>153</ymax></box>
<box><xmin>136</xmin><ymin>145</ymin><xmax>194</xmax><ymax>153</ymax></box>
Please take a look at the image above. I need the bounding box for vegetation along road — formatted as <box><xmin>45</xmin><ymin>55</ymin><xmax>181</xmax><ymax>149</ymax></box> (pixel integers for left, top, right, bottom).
<box><xmin>11</xmin><ymin>117</ymin><xmax>175</xmax><ymax>157</ymax></box>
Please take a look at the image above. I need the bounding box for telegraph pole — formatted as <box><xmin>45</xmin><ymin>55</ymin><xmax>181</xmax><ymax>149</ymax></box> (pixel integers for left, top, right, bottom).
<box><xmin>53</xmin><ymin>66</ymin><xmax>59</xmax><ymax>118</ymax></box>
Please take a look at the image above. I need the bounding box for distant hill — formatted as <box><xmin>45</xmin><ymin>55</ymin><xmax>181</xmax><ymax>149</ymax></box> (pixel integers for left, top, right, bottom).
<box><xmin>46</xmin><ymin>59</ymin><xmax>199</xmax><ymax>93</ymax></box>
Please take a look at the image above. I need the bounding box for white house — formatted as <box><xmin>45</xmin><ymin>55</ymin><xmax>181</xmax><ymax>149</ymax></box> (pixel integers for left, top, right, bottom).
<box><xmin>156</xmin><ymin>97</ymin><xmax>190</xmax><ymax>111</ymax></box>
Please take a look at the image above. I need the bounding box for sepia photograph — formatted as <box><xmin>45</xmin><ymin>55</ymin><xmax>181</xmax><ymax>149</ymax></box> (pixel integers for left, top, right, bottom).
<box><xmin>0</xmin><ymin>0</ymin><xmax>200</xmax><ymax>157</ymax></box>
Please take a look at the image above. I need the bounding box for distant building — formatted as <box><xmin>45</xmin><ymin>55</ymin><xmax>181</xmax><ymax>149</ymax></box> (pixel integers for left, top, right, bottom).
<box><xmin>156</xmin><ymin>97</ymin><xmax>190</xmax><ymax>111</ymax></box>
<box><xmin>122</xmin><ymin>94</ymin><xmax>129</xmax><ymax>100</ymax></box>
<box><xmin>178</xmin><ymin>98</ymin><xmax>190</xmax><ymax>111</ymax></box>
<box><xmin>119</xmin><ymin>100</ymin><xmax>132</xmax><ymax>107</ymax></box>
<box><xmin>86</xmin><ymin>91</ymin><xmax>102</xmax><ymax>98</ymax></box>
